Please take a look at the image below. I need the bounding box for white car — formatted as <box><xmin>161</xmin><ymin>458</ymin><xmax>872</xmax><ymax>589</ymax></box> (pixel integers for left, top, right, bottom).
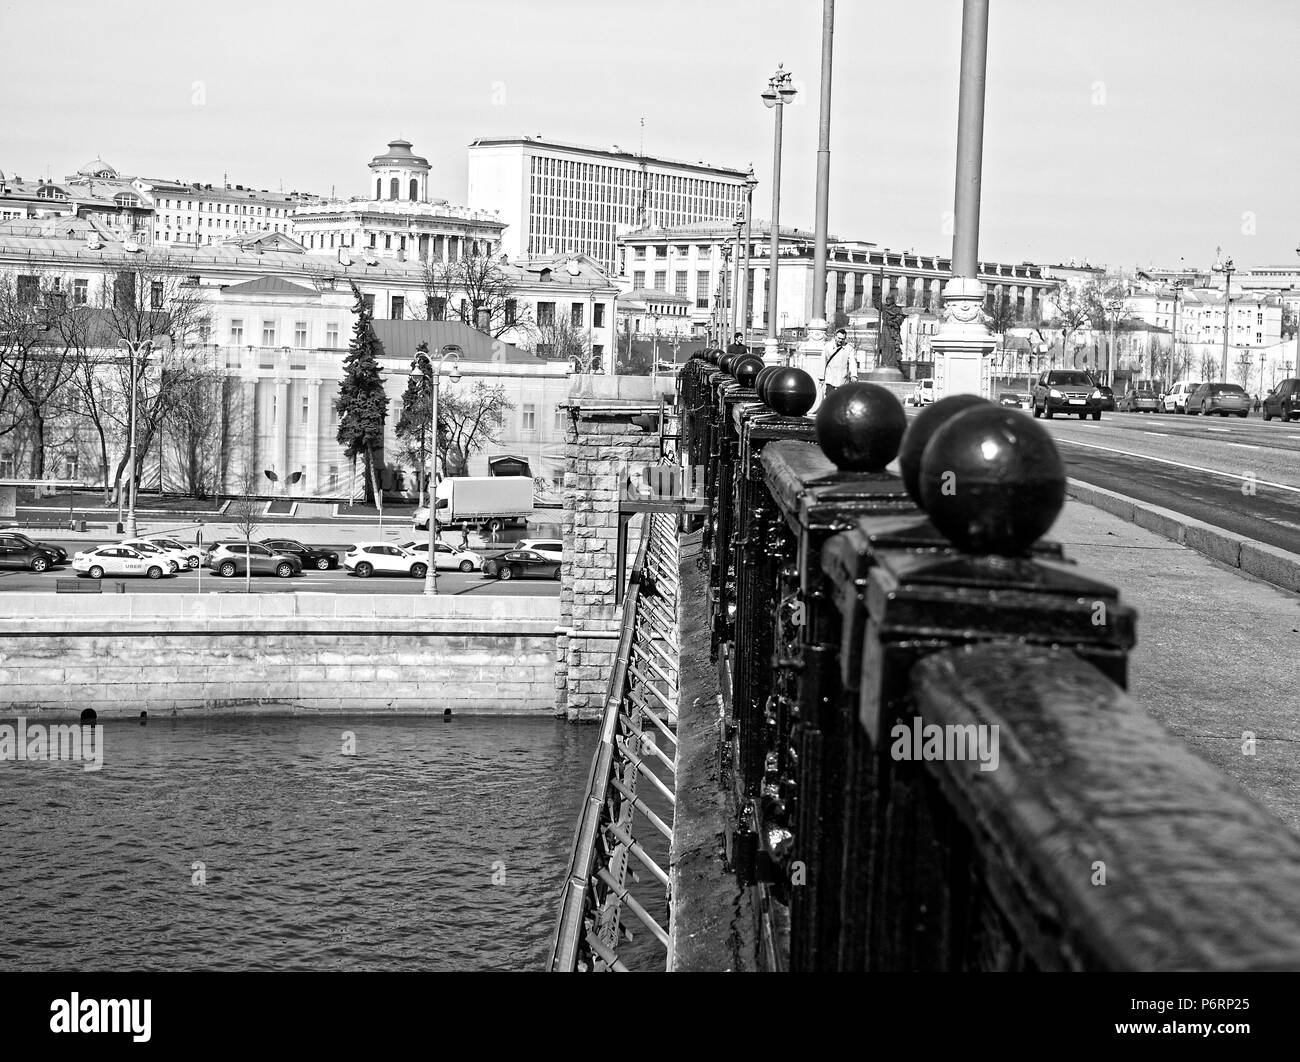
<box><xmin>516</xmin><ymin>538</ymin><xmax>562</xmax><ymax>562</ymax></box>
<box><xmin>1162</xmin><ymin>381</ymin><xmax>1197</xmax><ymax>414</ymax></box>
<box><xmin>122</xmin><ymin>538</ymin><xmax>189</xmax><ymax>573</ymax></box>
<box><xmin>911</xmin><ymin>379</ymin><xmax>935</xmax><ymax>406</ymax></box>
<box><xmin>142</xmin><ymin>535</ymin><xmax>203</xmax><ymax>569</ymax></box>
<box><xmin>343</xmin><ymin>542</ymin><xmax>429</xmax><ymax>579</ymax></box>
<box><xmin>73</xmin><ymin>545</ymin><xmax>173</xmax><ymax>580</ymax></box>
<box><xmin>396</xmin><ymin>539</ymin><xmax>484</xmax><ymax>572</ymax></box>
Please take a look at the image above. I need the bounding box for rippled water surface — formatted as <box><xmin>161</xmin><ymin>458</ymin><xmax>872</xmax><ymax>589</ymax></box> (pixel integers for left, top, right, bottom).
<box><xmin>0</xmin><ymin>716</ymin><xmax>596</xmax><ymax>971</ymax></box>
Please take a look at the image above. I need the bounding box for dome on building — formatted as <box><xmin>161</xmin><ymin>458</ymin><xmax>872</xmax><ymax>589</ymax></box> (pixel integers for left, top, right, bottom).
<box><xmin>76</xmin><ymin>159</ymin><xmax>118</xmax><ymax>178</ymax></box>
<box><xmin>368</xmin><ymin>139</ymin><xmax>430</xmax><ymax>170</ymax></box>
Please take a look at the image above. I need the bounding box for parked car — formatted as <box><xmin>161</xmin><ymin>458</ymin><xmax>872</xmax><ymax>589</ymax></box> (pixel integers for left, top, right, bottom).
<box><xmin>73</xmin><ymin>544</ymin><xmax>173</xmax><ymax>580</ymax></box>
<box><xmin>1093</xmin><ymin>383</ymin><xmax>1116</xmax><ymax>411</ymax></box>
<box><xmin>1118</xmin><ymin>389</ymin><xmax>1160</xmax><ymax>413</ymax></box>
<box><xmin>996</xmin><ymin>391</ymin><xmax>1032</xmax><ymax>410</ymax></box>
<box><xmin>396</xmin><ymin>539</ymin><xmax>483</xmax><ymax>572</ymax></box>
<box><xmin>121</xmin><ymin>538</ymin><xmax>188</xmax><ymax>574</ymax></box>
<box><xmin>0</xmin><ymin>533</ymin><xmax>63</xmax><ymax>573</ymax></box>
<box><xmin>1161</xmin><ymin>381</ymin><xmax>1198</xmax><ymax>414</ymax></box>
<box><xmin>0</xmin><ymin>530</ymin><xmax>66</xmax><ymax>568</ymax></box>
<box><xmin>343</xmin><ymin>542</ymin><xmax>428</xmax><ymax>579</ymax></box>
<box><xmin>1262</xmin><ymin>378</ymin><xmax>1300</xmax><ymax>422</ymax></box>
<box><xmin>261</xmin><ymin>537</ymin><xmax>340</xmax><ymax>570</ymax></box>
<box><xmin>1031</xmin><ymin>370</ymin><xmax>1103</xmax><ymax>420</ymax></box>
<box><xmin>143</xmin><ymin>535</ymin><xmax>203</xmax><ymax>569</ymax></box>
<box><xmin>909</xmin><ymin>379</ymin><xmax>935</xmax><ymax>406</ymax></box>
<box><xmin>516</xmin><ymin>538</ymin><xmax>563</xmax><ymax>561</ymax></box>
<box><xmin>482</xmin><ymin>548</ymin><xmax>562</xmax><ymax>581</ymax></box>
<box><xmin>1187</xmin><ymin>382</ymin><xmax>1250</xmax><ymax>417</ymax></box>
<box><xmin>207</xmin><ymin>542</ymin><xmax>302</xmax><ymax>578</ymax></box>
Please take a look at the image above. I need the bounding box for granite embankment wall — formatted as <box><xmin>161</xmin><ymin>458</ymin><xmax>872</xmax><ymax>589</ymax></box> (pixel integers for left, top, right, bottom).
<box><xmin>0</xmin><ymin>594</ymin><xmax>559</xmax><ymax>717</ymax></box>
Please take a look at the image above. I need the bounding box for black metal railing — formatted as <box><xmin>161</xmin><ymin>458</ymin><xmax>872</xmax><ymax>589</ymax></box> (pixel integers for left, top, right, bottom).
<box><xmin>678</xmin><ymin>349</ymin><xmax>1300</xmax><ymax>972</ymax></box>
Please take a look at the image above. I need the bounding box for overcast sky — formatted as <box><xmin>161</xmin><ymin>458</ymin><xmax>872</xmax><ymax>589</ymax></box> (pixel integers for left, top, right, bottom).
<box><xmin>3</xmin><ymin>0</ymin><xmax>1296</xmax><ymax>271</ymax></box>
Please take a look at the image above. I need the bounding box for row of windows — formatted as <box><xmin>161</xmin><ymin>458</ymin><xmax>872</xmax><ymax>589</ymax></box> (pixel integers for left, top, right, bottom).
<box><xmin>157</xmin><ymin>197</ymin><xmax>290</xmax><ymax>217</ymax></box>
<box><xmin>228</xmin><ymin>319</ymin><xmax>342</xmax><ymax>348</ymax></box>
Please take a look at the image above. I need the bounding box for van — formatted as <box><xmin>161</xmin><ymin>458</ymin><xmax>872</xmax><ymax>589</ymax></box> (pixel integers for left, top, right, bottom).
<box><xmin>1161</xmin><ymin>381</ymin><xmax>1197</xmax><ymax>414</ymax></box>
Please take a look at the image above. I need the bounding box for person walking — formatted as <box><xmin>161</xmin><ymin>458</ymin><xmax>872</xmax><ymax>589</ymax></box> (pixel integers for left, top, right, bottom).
<box><xmin>819</xmin><ymin>328</ymin><xmax>860</xmax><ymax>400</ymax></box>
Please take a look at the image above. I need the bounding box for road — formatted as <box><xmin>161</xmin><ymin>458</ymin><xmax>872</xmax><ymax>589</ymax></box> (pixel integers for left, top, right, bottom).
<box><xmin>906</xmin><ymin>406</ymin><xmax>1300</xmax><ymax>552</ymax></box>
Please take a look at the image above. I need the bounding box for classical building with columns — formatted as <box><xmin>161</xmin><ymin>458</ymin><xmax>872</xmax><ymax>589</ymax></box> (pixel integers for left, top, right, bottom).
<box><xmin>290</xmin><ymin>139</ymin><xmax>505</xmax><ymax>266</ymax></box>
<box><xmin>616</xmin><ymin>221</ymin><xmax>1057</xmax><ymax>341</ymax></box>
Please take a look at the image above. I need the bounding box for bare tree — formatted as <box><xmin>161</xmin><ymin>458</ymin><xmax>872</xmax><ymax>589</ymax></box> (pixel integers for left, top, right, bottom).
<box><xmin>410</xmin><ymin>254</ymin><xmax>533</xmax><ymax>339</ymax></box>
<box><xmin>437</xmin><ymin>381</ymin><xmax>514</xmax><ymax>477</ymax></box>
<box><xmin>164</xmin><ymin>352</ymin><xmax>225</xmax><ymax>498</ymax></box>
<box><xmin>1049</xmin><ymin>283</ymin><xmax>1092</xmax><ymax>368</ymax></box>
<box><xmin>534</xmin><ymin>309</ymin><xmax>595</xmax><ymax>371</ymax></box>
<box><xmin>1083</xmin><ymin>275</ymin><xmax>1133</xmax><ymax>384</ymax></box>
<box><xmin>227</xmin><ymin>467</ymin><xmax>262</xmax><ymax>594</ymax></box>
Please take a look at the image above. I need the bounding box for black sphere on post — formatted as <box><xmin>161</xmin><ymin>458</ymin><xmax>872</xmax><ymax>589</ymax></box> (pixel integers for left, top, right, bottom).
<box><xmin>755</xmin><ymin>364</ymin><xmax>779</xmax><ymax>404</ymax></box>
<box><xmin>733</xmin><ymin>353</ymin><xmax>765</xmax><ymax>388</ymax></box>
<box><xmin>814</xmin><ymin>382</ymin><xmax>907</xmax><ymax>471</ymax></box>
<box><xmin>918</xmin><ymin>405</ymin><xmax>1066</xmax><ymax>556</ymax></box>
<box><xmin>720</xmin><ymin>353</ymin><xmax>738</xmax><ymax>375</ymax></box>
<box><xmin>897</xmin><ymin>394</ymin><xmax>990</xmax><ymax>506</ymax></box>
<box><xmin>765</xmin><ymin>367</ymin><xmax>818</xmax><ymax>418</ymax></box>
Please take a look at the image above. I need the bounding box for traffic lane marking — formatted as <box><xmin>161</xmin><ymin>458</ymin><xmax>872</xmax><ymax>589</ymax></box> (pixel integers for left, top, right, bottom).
<box><xmin>1055</xmin><ymin>437</ymin><xmax>1300</xmax><ymax>494</ymax></box>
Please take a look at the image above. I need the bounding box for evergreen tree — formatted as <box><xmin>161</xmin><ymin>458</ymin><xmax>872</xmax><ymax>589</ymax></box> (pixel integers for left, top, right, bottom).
<box><xmin>395</xmin><ymin>342</ymin><xmax>436</xmax><ymax>506</ymax></box>
<box><xmin>336</xmin><ymin>282</ymin><xmax>389</xmax><ymax>505</ymax></box>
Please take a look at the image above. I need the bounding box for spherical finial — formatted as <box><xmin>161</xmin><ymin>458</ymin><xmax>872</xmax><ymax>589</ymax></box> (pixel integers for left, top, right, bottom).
<box><xmin>919</xmin><ymin>405</ymin><xmax>1066</xmax><ymax>556</ymax></box>
<box><xmin>755</xmin><ymin>364</ymin><xmax>779</xmax><ymax>404</ymax></box>
<box><xmin>814</xmin><ymin>382</ymin><xmax>906</xmax><ymax>471</ymax></box>
<box><xmin>765</xmin><ymin>367</ymin><xmax>817</xmax><ymax>418</ymax></box>
<box><xmin>733</xmin><ymin>353</ymin><xmax>764</xmax><ymax>388</ymax></box>
<box><xmin>720</xmin><ymin>353</ymin><xmax>738</xmax><ymax>375</ymax></box>
<box><xmin>897</xmin><ymin>394</ymin><xmax>990</xmax><ymax>506</ymax></box>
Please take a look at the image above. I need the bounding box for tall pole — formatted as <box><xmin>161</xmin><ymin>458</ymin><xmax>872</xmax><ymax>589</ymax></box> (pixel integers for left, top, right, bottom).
<box><xmin>120</xmin><ymin>340</ymin><xmax>147</xmax><ymax>538</ymax></box>
<box><xmin>762</xmin><ymin>67</ymin><xmax>796</xmax><ymax>365</ymax></box>
<box><xmin>810</xmin><ymin>0</ymin><xmax>835</xmax><ymax>335</ymax></box>
<box><xmin>1170</xmin><ymin>284</ymin><xmax>1181</xmax><ymax>385</ymax></box>
<box><xmin>1221</xmin><ymin>262</ymin><xmax>1233</xmax><ymax>381</ymax></box>
<box><xmin>738</xmin><ymin>168</ymin><xmax>756</xmax><ymax>346</ymax></box>
<box><xmin>427</xmin><ymin>371</ymin><xmax>439</xmax><ymax>596</ymax></box>
<box><xmin>731</xmin><ymin>220</ymin><xmax>743</xmax><ymax>339</ymax></box>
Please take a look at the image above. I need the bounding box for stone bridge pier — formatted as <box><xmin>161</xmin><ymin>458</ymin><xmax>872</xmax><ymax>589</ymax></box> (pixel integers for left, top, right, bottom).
<box><xmin>555</xmin><ymin>376</ymin><xmax>676</xmax><ymax>720</ymax></box>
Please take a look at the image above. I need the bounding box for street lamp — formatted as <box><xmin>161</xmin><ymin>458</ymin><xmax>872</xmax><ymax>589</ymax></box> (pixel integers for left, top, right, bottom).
<box><xmin>117</xmin><ymin>339</ymin><xmax>152</xmax><ymax>537</ymax></box>
<box><xmin>762</xmin><ymin>64</ymin><xmax>797</xmax><ymax>365</ymax></box>
<box><xmin>731</xmin><ymin>209</ymin><xmax>744</xmax><ymax>340</ymax></box>
<box><xmin>411</xmin><ymin>343</ymin><xmax>462</xmax><ymax>595</ymax></box>
<box><xmin>1212</xmin><ymin>251</ymin><xmax>1234</xmax><ymax>380</ymax></box>
<box><xmin>738</xmin><ymin>166</ymin><xmax>758</xmax><ymax>346</ymax></box>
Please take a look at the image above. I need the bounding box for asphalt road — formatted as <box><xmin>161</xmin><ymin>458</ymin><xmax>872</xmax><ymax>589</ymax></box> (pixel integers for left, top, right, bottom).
<box><xmin>905</xmin><ymin>405</ymin><xmax>1300</xmax><ymax>552</ymax></box>
<box><xmin>0</xmin><ymin>563</ymin><xmax>560</xmax><ymax>596</ymax></box>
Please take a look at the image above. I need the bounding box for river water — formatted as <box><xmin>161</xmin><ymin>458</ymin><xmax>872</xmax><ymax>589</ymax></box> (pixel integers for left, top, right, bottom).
<box><xmin>0</xmin><ymin>716</ymin><xmax>596</xmax><ymax>971</ymax></box>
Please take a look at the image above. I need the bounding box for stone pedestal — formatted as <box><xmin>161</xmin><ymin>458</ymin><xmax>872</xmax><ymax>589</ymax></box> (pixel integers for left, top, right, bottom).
<box><xmin>930</xmin><ymin>276</ymin><xmax>996</xmax><ymax>400</ymax></box>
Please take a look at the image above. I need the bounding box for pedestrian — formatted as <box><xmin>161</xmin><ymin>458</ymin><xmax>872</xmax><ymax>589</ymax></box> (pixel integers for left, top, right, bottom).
<box><xmin>1254</xmin><ymin>394</ymin><xmax>1262</xmax><ymax>413</ymax></box>
<box><xmin>459</xmin><ymin>526</ymin><xmax>469</xmax><ymax>550</ymax></box>
<box><xmin>726</xmin><ymin>331</ymin><xmax>748</xmax><ymax>357</ymax></box>
<box><xmin>820</xmin><ymin>328</ymin><xmax>859</xmax><ymax>399</ymax></box>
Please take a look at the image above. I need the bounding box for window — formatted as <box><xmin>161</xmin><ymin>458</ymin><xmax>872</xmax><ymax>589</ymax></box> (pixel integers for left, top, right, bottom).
<box><xmin>390</xmin><ymin>177</ymin><xmax>399</xmax><ymax>200</ymax></box>
<box><xmin>428</xmin><ymin>296</ymin><xmax>446</xmax><ymax>319</ymax></box>
<box><xmin>633</xmin><ymin>271</ymin><xmax>645</xmax><ymax>289</ymax></box>
<box><xmin>262</xmin><ymin>320</ymin><xmax>276</xmax><ymax>346</ymax></box>
<box><xmin>328</xmin><ymin>465</ymin><xmax>339</xmax><ymax>490</ymax></box>
<box><xmin>325</xmin><ymin>322</ymin><xmax>339</xmax><ymax>347</ymax></box>
<box><xmin>538</xmin><ymin>302</ymin><xmax>556</xmax><ymax>327</ymax></box>
<box><xmin>654</xmin><ymin>245</ymin><xmax>667</xmax><ymax>259</ymax></box>
<box><xmin>384</xmin><ymin>235</ymin><xmax>392</xmax><ymax>250</ymax></box>
<box><xmin>363</xmin><ymin>294</ymin><xmax>375</xmax><ymax>315</ymax></box>
<box><xmin>505</xmin><ymin>298</ymin><xmax>517</xmax><ymax>326</ymax></box>
<box><xmin>73</xmin><ymin>278</ymin><xmax>88</xmax><ymax>305</ymax></box>
<box><xmin>294</xmin><ymin>321</ymin><xmax>308</xmax><ymax>347</ymax></box>
<box><xmin>654</xmin><ymin>271</ymin><xmax>666</xmax><ymax>290</ymax></box>
<box><xmin>1257</xmin><ymin>332</ymin><xmax>1263</xmax><ymax>343</ymax></box>
<box><xmin>230</xmin><ymin>319</ymin><xmax>244</xmax><ymax>345</ymax></box>
<box><xmin>522</xmin><ymin>404</ymin><xmax>536</xmax><ymax>432</ymax></box>
<box><xmin>696</xmin><ymin>271</ymin><xmax>711</xmax><ymax>310</ymax></box>
<box><xmin>302</xmin><ymin>396</ymin><xmax>310</xmax><ymax>425</ymax></box>
<box><xmin>410</xmin><ymin>177</ymin><xmax>419</xmax><ymax>200</ymax></box>
<box><xmin>634</xmin><ymin>246</ymin><xmax>646</xmax><ymax>260</ymax></box>
<box><xmin>571</xmin><ymin>303</ymin><xmax>584</xmax><ymax>327</ymax></box>
<box><xmin>675</xmin><ymin>271</ymin><xmax>688</xmax><ymax>297</ymax></box>
<box><xmin>391</xmin><ymin>296</ymin><xmax>404</xmax><ymax>320</ymax></box>
<box><xmin>459</xmin><ymin>298</ymin><xmax>469</xmax><ymax>322</ymax></box>
<box><xmin>593</xmin><ymin>303</ymin><xmax>605</xmax><ymax>328</ymax></box>
<box><xmin>555</xmin><ymin>408</ymin><xmax>566</xmax><ymax>432</ymax></box>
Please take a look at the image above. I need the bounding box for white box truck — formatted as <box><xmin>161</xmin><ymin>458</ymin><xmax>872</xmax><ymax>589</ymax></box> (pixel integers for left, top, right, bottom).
<box><xmin>413</xmin><ymin>476</ymin><xmax>533</xmax><ymax>531</ymax></box>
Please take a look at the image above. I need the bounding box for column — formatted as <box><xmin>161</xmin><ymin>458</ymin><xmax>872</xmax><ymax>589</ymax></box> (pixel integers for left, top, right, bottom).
<box><xmin>241</xmin><ymin>376</ymin><xmax>258</xmax><ymax>483</ymax></box>
<box><xmin>275</xmin><ymin>377</ymin><xmax>289</xmax><ymax>483</ymax></box>
<box><xmin>306</xmin><ymin>378</ymin><xmax>322</xmax><ymax>494</ymax></box>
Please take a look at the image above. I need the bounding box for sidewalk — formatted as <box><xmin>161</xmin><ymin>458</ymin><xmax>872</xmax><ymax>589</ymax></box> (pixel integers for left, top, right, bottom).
<box><xmin>1051</xmin><ymin>498</ymin><xmax>1300</xmax><ymax>832</ymax></box>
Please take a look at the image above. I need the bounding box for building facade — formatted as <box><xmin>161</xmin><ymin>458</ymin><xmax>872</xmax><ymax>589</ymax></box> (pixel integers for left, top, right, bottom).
<box><xmin>467</xmin><ymin>136</ymin><xmax>751</xmax><ymax>271</ymax></box>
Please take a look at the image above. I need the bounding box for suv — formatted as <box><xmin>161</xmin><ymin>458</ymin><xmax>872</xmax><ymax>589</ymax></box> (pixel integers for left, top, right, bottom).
<box><xmin>1032</xmin><ymin>370</ymin><xmax>1103</xmax><ymax>420</ymax></box>
<box><xmin>516</xmin><ymin>538</ymin><xmax>562</xmax><ymax>561</ymax></box>
<box><xmin>1161</xmin><ymin>381</ymin><xmax>1197</xmax><ymax>414</ymax></box>
<box><xmin>0</xmin><ymin>530</ymin><xmax>67</xmax><ymax>567</ymax></box>
<box><xmin>207</xmin><ymin>542</ymin><xmax>302</xmax><ymax>578</ymax></box>
<box><xmin>1262</xmin><ymin>378</ymin><xmax>1300</xmax><ymax>422</ymax></box>
<box><xmin>1187</xmin><ymin>382</ymin><xmax>1249</xmax><ymax>417</ymax></box>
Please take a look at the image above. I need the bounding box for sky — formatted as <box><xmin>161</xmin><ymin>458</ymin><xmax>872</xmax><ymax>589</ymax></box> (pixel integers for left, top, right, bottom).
<box><xmin>3</xmin><ymin>0</ymin><xmax>1298</xmax><ymax>272</ymax></box>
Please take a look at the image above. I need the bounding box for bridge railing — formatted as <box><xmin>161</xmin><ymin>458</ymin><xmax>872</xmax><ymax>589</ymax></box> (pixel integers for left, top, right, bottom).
<box><xmin>679</xmin><ymin>350</ymin><xmax>1300</xmax><ymax>972</ymax></box>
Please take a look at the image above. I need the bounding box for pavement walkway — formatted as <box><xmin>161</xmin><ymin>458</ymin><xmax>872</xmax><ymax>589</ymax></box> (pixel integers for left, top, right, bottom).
<box><xmin>1049</xmin><ymin>497</ymin><xmax>1300</xmax><ymax>832</ymax></box>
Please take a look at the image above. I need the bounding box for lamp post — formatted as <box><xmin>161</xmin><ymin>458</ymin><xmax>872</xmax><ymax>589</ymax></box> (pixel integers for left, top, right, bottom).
<box><xmin>411</xmin><ymin>344</ymin><xmax>462</xmax><ymax>595</ymax></box>
<box><xmin>809</xmin><ymin>0</ymin><xmax>835</xmax><ymax>345</ymax></box>
<box><xmin>117</xmin><ymin>339</ymin><xmax>152</xmax><ymax>537</ymax></box>
<box><xmin>1213</xmin><ymin>253</ymin><xmax>1234</xmax><ymax>380</ymax></box>
<box><xmin>738</xmin><ymin>166</ymin><xmax>757</xmax><ymax>346</ymax></box>
<box><xmin>719</xmin><ymin>244</ymin><xmax>732</xmax><ymax>345</ymax></box>
<box><xmin>730</xmin><ymin>211</ymin><xmax>744</xmax><ymax>339</ymax></box>
<box><xmin>762</xmin><ymin>65</ymin><xmax>797</xmax><ymax>365</ymax></box>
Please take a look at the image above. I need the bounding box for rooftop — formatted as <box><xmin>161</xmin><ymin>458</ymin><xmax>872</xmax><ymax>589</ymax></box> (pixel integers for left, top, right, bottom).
<box><xmin>469</xmin><ymin>135</ymin><xmax>750</xmax><ymax>179</ymax></box>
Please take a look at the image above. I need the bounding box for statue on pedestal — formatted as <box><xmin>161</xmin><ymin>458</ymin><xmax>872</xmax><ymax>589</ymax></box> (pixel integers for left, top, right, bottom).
<box><xmin>879</xmin><ymin>297</ymin><xmax>907</xmax><ymax>370</ymax></box>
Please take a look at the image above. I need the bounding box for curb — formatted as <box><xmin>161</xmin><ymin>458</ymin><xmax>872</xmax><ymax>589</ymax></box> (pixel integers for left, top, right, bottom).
<box><xmin>1065</xmin><ymin>478</ymin><xmax>1300</xmax><ymax>595</ymax></box>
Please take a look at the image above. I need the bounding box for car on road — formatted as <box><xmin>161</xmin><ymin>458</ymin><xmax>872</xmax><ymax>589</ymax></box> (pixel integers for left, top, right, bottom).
<box><xmin>996</xmin><ymin>391</ymin><xmax>1032</xmax><ymax>410</ymax></box>
<box><xmin>1161</xmin><ymin>381</ymin><xmax>1197</xmax><ymax>414</ymax></box>
<box><xmin>1187</xmin><ymin>382</ymin><xmax>1250</xmax><ymax>417</ymax></box>
<box><xmin>1118</xmin><ymin>388</ymin><xmax>1160</xmax><ymax>413</ymax></box>
<box><xmin>261</xmin><ymin>537</ymin><xmax>340</xmax><ymax>570</ymax></box>
<box><xmin>1088</xmin><ymin>379</ymin><xmax>1116</xmax><ymax>411</ymax></box>
<box><xmin>516</xmin><ymin>538</ymin><xmax>563</xmax><ymax>561</ymax></box>
<box><xmin>396</xmin><ymin>539</ymin><xmax>483</xmax><ymax>572</ymax></box>
<box><xmin>207</xmin><ymin>542</ymin><xmax>302</xmax><ymax>579</ymax></box>
<box><xmin>143</xmin><ymin>536</ymin><xmax>203</xmax><ymax>569</ymax></box>
<box><xmin>122</xmin><ymin>538</ymin><xmax>189</xmax><ymax>574</ymax></box>
<box><xmin>1031</xmin><ymin>370</ymin><xmax>1103</xmax><ymax>420</ymax></box>
<box><xmin>908</xmin><ymin>379</ymin><xmax>935</xmax><ymax>406</ymax></box>
<box><xmin>1262</xmin><ymin>378</ymin><xmax>1300</xmax><ymax>422</ymax></box>
<box><xmin>0</xmin><ymin>533</ymin><xmax>64</xmax><ymax>573</ymax></box>
<box><xmin>343</xmin><ymin>542</ymin><xmax>428</xmax><ymax>579</ymax></box>
<box><xmin>482</xmin><ymin>548</ymin><xmax>562</xmax><ymax>581</ymax></box>
<box><xmin>73</xmin><ymin>545</ymin><xmax>173</xmax><ymax>580</ymax></box>
<box><xmin>0</xmin><ymin>531</ymin><xmax>67</xmax><ymax>569</ymax></box>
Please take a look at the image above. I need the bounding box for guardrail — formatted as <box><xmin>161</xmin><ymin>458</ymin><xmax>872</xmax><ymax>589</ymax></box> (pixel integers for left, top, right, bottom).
<box><xmin>550</xmin><ymin>511</ymin><xmax>681</xmax><ymax>972</ymax></box>
<box><xmin>680</xmin><ymin>349</ymin><xmax>1300</xmax><ymax>972</ymax></box>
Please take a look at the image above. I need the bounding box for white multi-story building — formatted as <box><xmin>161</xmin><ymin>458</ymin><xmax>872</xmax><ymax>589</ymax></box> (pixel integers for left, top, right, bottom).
<box><xmin>467</xmin><ymin>135</ymin><xmax>750</xmax><ymax>271</ymax></box>
<box><xmin>291</xmin><ymin>139</ymin><xmax>504</xmax><ymax>265</ymax></box>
